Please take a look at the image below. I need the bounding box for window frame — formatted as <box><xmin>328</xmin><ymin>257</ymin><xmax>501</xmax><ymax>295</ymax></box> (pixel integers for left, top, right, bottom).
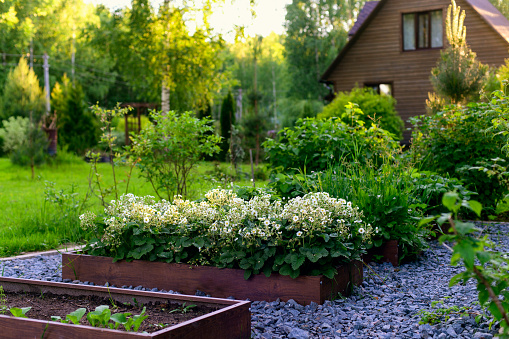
<box><xmin>401</xmin><ymin>9</ymin><xmax>444</xmax><ymax>52</ymax></box>
<box><xmin>364</xmin><ymin>82</ymin><xmax>394</xmax><ymax>97</ymax></box>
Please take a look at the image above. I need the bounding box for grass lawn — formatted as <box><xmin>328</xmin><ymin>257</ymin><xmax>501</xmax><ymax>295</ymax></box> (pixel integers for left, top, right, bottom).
<box><xmin>0</xmin><ymin>156</ymin><xmax>268</xmax><ymax>257</ymax></box>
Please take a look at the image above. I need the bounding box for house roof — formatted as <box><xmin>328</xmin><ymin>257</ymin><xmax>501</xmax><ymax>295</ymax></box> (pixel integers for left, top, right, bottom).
<box><xmin>322</xmin><ymin>0</ymin><xmax>509</xmax><ymax>80</ymax></box>
<box><xmin>348</xmin><ymin>1</ymin><xmax>380</xmax><ymax>37</ymax></box>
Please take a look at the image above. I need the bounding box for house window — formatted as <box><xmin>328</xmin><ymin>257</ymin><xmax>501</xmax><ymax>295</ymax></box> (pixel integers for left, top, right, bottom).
<box><xmin>403</xmin><ymin>10</ymin><xmax>443</xmax><ymax>51</ymax></box>
<box><xmin>365</xmin><ymin>83</ymin><xmax>392</xmax><ymax>96</ymax></box>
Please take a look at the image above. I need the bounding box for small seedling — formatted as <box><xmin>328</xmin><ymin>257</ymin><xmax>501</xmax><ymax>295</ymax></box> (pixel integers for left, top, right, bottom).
<box><xmin>9</xmin><ymin>307</ymin><xmax>31</xmax><ymax>318</ymax></box>
<box><xmin>169</xmin><ymin>302</ymin><xmax>196</xmax><ymax>314</ymax></box>
<box><xmin>416</xmin><ymin>298</ymin><xmax>477</xmax><ymax>325</ymax></box>
<box><xmin>52</xmin><ymin>308</ymin><xmax>86</xmax><ymax>325</ymax></box>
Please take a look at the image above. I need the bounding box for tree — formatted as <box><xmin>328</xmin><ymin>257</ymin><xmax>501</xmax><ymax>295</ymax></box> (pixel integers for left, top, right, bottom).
<box><xmin>430</xmin><ymin>0</ymin><xmax>488</xmax><ymax>105</ymax></box>
<box><xmin>1</xmin><ymin>57</ymin><xmax>46</xmax><ymax>121</ymax></box>
<box><xmin>284</xmin><ymin>0</ymin><xmax>360</xmax><ymax>101</ymax></box>
<box><xmin>220</xmin><ymin>91</ymin><xmax>235</xmax><ymax>161</ymax></box>
<box><xmin>51</xmin><ymin>75</ymin><xmax>99</xmax><ymax>154</ymax></box>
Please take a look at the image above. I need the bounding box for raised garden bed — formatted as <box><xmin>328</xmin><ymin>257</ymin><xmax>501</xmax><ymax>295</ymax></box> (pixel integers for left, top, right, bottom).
<box><xmin>362</xmin><ymin>240</ymin><xmax>399</xmax><ymax>266</ymax></box>
<box><xmin>62</xmin><ymin>252</ymin><xmax>363</xmax><ymax>305</ymax></box>
<box><xmin>0</xmin><ymin>276</ymin><xmax>250</xmax><ymax>338</ymax></box>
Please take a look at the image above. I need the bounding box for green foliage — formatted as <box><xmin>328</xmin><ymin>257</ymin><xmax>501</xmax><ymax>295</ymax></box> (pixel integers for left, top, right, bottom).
<box><xmin>87</xmin><ymin>104</ymin><xmax>134</xmax><ymax>207</ymax></box>
<box><xmin>0</xmin><ymin>286</ymin><xmax>6</xmax><ymax>315</ymax></box>
<box><xmin>263</xmin><ymin>108</ymin><xmax>400</xmax><ymax>175</ymax></box>
<box><xmin>410</xmin><ymin>91</ymin><xmax>509</xmax><ymax>213</ymax></box>
<box><xmin>220</xmin><ymin>91</ymin><xmax>235</xmax><ymax>161</ymax></box>
<box><xmin>420</xmin><ymin>192</ymin><xmax>509</xmax><ymax>336</ymax></box>
<box><xmin>1</xmin><ymin>57</ymin><xmax>45</xmax><ymax>121</ymax></box>
<box><xmin>52</xmin><ymin>308</ymin><xmax>87</xmax><ymax>325</ymax></box>
<box><xmin>417</xmin><ymin>298</ymin><xmax>476</xmax><ymax>325</ymax></box>
<box><xmin>285</xmin><ymin>160</ymin><xmax>430</xmax><ymax>261</ymax></box>
<box><xmin>318</xmin><ymin>87</ymin><xmax>403</xmax><ymax>140</ymax></box>
<box><xmin>0</xmin><ymin>116</ymin><xmax>30</xmax><ymax>154</ymax></box>
<box><xmin>9</xmin><ymin>307</ymin><xmax>31</xmax><ymax>318</ymax></box>
<box><xmin>169</xmin><ymin>302</ymin><xmax>196</xmax><ymax>314</ymax></box>
<box><xmin>51</xmin><ymin>76</ymin><xmax>99</xmax><ymax>155</ymax></box>
<box><xmin>430</xmin><ymin>1</ymin><xmax>488</xmax><ymax>104</ymax></box>
<box><xmin>284</xmin><ymin>0</ymin><xmax>356</xmax><ymax>100</ymax></box>
<box><xmin>80</xmin><ymin>189</ymin><xmax>373</xmax><ymax>280</ymax></box>
<box><xmin>53</xmin><ymin>304</ymin><xmax>148</xmax><ymax>332</ymax></box>
<box><xmin>126</xmin><ymin>110</ymin><xmax>221</xmax><ymax>200</ymax></box>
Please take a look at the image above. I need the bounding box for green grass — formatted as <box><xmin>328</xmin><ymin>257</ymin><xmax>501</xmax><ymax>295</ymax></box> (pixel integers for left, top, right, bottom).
<box><xmin>0</xmin><ymin>156</ymin><xmax>268</xmax><ymax>257</ymax></box>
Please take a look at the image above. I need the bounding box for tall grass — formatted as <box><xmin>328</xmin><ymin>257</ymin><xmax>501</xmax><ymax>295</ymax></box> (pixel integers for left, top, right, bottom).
<box><xmin>298</xmin><ymin>156</ymin><xmax>429</xmax><ymax>261</ymax></box>
<box><xmin>0</xmin><ymin>156</ymin><xmax>267</xmax><ymax>257</ymax></box>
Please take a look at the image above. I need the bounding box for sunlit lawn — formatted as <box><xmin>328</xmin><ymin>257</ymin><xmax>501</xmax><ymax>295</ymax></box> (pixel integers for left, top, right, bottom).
<box><xmin>0</xmin><ymin>156</ymin><xmax>268</xmax><ymax>257</ymax></box>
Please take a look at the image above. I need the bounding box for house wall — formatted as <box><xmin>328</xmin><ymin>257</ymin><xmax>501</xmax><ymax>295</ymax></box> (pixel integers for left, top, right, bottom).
<box><xmin>326</xmin><ymin>0</ymin><xmax>509</xmax><ymax>142</ymax></box>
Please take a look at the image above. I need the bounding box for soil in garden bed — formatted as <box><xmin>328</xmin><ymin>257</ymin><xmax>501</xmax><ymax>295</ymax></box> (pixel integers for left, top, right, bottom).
<box><xmin>1</xmin><ymin>291</ymin><xmax>223</xmax><ymax>333</ymax></box>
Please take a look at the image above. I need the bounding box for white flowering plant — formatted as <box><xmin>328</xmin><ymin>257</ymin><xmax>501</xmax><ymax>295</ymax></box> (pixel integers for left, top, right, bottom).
<box><xmin>80</xmin><ymin>189</ymin><xmax>372</xmax><ymax>279</ymax></box>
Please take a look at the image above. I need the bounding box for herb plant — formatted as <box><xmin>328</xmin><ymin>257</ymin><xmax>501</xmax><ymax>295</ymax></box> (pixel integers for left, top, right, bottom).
<box><xmin>0</xmin><ymin>286</ymin><xmax>6</xmax><ymax>315</ymax></box>
<box><xmin>9</xmin><ymin>307</ymin><xmax>31</xmax><ymax>318</ymax></box>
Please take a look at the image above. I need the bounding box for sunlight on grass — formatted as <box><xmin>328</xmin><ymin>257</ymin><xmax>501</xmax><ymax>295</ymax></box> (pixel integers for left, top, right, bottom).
<box><xmin>0</xmin><ymin>157</ymin><xmax>268</xmax><ymax>257</ymax></box>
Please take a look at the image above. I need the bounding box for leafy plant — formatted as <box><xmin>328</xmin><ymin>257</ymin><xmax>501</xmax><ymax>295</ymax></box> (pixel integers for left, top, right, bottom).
<box><xmin>169</xmin><ymin>302</ymin><xmax>196</xmax><ymax>314</ymax></box>
<box><xmin>410</xmin><ymin>90</ymin><xmax>509</xmax><ymax>214</ymax></box>
<box><xmin>263</xmin><ymin>110</ymin><xmax>400</xmax><ymax>175</ymax></box>
<box><xmin>80</xmin><ymin>189</ymin><xmax>373</xmax><ymax>280</ymax></box>
<box><xmin>420</xmin><ymin>192</ymin><xmax>509</xmax><ymax>336</ymax></box>
<box><xmin>52</xmin><ymin>305</ymin><xmax>148</xmax><ymax>332</ymax></box>
<box><xmin>9</xmin><ymin>307</ymin><xmax>31</xmax><ymax>318</ymax></box>
<box><xmin>86</xmin><ymin>103</ymin><xmax>133</xmax><ymax>207</ymax></box>
<box><xmin>51</xmin><ymin>308</ymin><xmax>86</xmax><ymax>325</ymax></box>
<box><xmin>318</xmin><ymin>86</ymin><xmax>403</xmax><ymax>140</ymax></box>
<box><xmin>417</xmin><ymin>298</ymin><xmax>477</xmax><ymax>325</ymax></box>
<box><xmin>126</xmin><ymin>110</ymin><xmax>221</xmax><ymax>200</ymax></box>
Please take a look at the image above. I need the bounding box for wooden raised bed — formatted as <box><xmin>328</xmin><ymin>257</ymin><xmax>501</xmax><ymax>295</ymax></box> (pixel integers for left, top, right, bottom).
<box><xmin>362</xmin><ymin>240</ymin><xmax>399</xmax><ymax>266</ymax></box>
<box><xmin>0</xmin><ymin>276</ymin><xmax>250</xmax><ymax>339</ymax></box>
<box><xmin>62</xmin><ymin>252</ymin><xmax>363</xmax><ymax>305</ymax></box>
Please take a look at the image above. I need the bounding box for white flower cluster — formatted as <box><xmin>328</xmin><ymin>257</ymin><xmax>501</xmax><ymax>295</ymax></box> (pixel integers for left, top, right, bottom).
<box><xmin>80</xmin><ymin>189</ymin><xmax>372</xmax><ymax>248</ymax></box>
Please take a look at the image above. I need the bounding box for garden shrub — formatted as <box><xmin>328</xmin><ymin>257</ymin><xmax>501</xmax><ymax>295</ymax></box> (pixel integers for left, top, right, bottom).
<box><xmin>430</xmin><ymin>0</ymin><xmax>488</xmax><ymax>105</ymax></box>
<box><xmin>126</xmin><ymin>110</ymin><xmax>221</xmax><ymax>200</ymax></box>
<box><xmin>263</xmin><ymin>106</ymin><xmax>400</xmax><ymax>175</ymax></box>
<box><xmin>410</xmin><ymin>92</ymin><xmax>509</xmax><ymax>214</ymax></box>
<box><xmin>80</xmin><ymin>189</ymin><xmax>373</xmax><ymax>279</ymax></box>
<box><xmin>318</xmin><ymin>87</ymin><xmax>403</xmax><ymax>140</ymax></box>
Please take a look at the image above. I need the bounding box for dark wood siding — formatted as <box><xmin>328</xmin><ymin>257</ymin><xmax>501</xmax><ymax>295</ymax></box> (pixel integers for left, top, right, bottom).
<box><xmin>326</xmin><ymin>0</ymin><xmax>509</xmax><ymax>142</ymax></box>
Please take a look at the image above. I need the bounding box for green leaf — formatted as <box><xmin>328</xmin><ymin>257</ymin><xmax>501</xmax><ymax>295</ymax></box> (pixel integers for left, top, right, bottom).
<box><xmin>467</xmin><ymin>200</ymin><xmax>482</xmax><ymax>217</ymax></box>
<box><xmin>454</xmin><ymin>221</ymin><xmax>476</xmax><ymax>236</ymax></box>
<box><xmin>442</xmin><ymin>192</ymin><xmax>459</xmax><ymax>213</ymax></box>
<box><xmin>133</xmin><ymin>307</ymin><xmax>148</xmax><ymax>332</ymax></box>
<box><xmin>285</xmin><ymin>253</ymin><xmax>306</xmax><ymax>270</ymax></box>
<box><xmin>9</xmin><ymin>307</ymin><xmax>31</xmax><ymax>318</ymax></box>
<box><xmin>127</xmin><ymin>243</ymin><xmax>154</xmax><ymax>260</ymax></box>
<box><xmin>279</xmin><ymin>264</ymin><xmax>294</xmax><ymax>276</ymax></box>
<box><xmin>244</xmin><ymin>269</ymin><xmax>253</xmax><ymax>280</ymax></box>
<box><xmin>51</xmin><ymin>316</ymin><xmax>62</xmax><ymax>322</ymax></box>
<box><xmin>418</xmin><ymin>216</ymin><xmax>437</xmax><ymax>227</ymax></box>
<box><xmin>322</xmin><ymin>267</ymin><xmax>337</xmax><ymax>279</ymax></box>
<box><xmin>110</xmin><ymin>313</ymin><xmax>128</xmax><ymax>324</ymax></box>
<box><xmin>66</xmin><ymin>308</ymin><xmax>86</xmax><ymax>325</ymax></box>
<box><xmin>454</xmin><ymin>241</ymin><xmax>474</xmax><ymax>268</ymax></box>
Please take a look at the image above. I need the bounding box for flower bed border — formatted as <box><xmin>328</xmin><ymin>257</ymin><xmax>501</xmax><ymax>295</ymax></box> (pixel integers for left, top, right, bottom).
<box><xmin>62</xmin><ymin>252</ymin><xmax>363</xmax><ymax>305</ymax></box>
<box><xmin>362</xmin><ymin>240</ymin><xmax>399</xmax><ymax>266</ymax></box>
<box><xmin>0</xmin><ymin>276</ymin><xmax>250</xmax><ymax>339</ymax></box>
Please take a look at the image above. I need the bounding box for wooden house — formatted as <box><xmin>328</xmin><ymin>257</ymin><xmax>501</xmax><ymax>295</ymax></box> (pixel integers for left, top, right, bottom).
<box><xmin>321</xmin><ymin>0</ymin><xmax>509</xmax><ymax>142</ymax></box>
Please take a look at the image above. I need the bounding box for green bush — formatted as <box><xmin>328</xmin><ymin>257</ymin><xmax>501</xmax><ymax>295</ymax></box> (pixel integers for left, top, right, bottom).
<box><xmin>126</xmin><ymin>110</ymin><xmax>221</xmax><ymax>200</ymax></box>
<box><xmin>410</xmin><ymin>92</ymin><xmax>509</xmax><ymax>213</ymax></box>
<box><xmin>80</xmin><ymin>189</ymin><xmax>373</xmax><ymax>279</ymax></box>
<box><xmin>318</xmin><ymin>87</ymin><xmax>403</xmax><ymax>140</ymax></box>
<box><xmin>263</xmin><ymin>106</ymin><xmax>400</xmax><ymax>175</ymax></box>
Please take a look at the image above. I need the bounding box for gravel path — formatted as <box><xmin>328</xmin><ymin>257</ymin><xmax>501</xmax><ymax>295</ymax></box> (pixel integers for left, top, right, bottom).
<box><xmin>1</xmin><ymin>222</ymin><xmax>506</xmax><ymax>339</ymax></box>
